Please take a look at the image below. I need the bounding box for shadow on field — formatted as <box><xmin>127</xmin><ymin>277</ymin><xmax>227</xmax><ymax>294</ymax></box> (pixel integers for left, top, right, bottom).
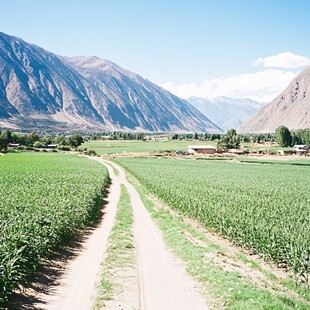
<box><xmin>8</xmin><ymin>188</ymin><xmax>111</xmax><ymax>310</ymax></box>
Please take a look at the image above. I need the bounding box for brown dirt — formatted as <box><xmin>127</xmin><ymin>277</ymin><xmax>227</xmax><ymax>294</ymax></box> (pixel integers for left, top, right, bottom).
<box><xmin>99</xmin><ymin>159</ymin><xmax>208</xmax><ymax>310</ymax></box>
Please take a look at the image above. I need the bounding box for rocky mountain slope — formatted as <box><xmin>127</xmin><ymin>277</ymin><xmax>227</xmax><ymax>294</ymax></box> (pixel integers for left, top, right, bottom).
<box><xmin>0</xmin><ymin>32</ymin><xmax>222</xmax><ymax>132</ymax></box>
<box><xmin>188</xmin><ymin>96</ymin><xmax>264</xmax><ymax>131</ymax></box>
<box><xmin>239</xmin><ymin>67</ymin><xmax>310</xmax><ymax>133</ymax></box>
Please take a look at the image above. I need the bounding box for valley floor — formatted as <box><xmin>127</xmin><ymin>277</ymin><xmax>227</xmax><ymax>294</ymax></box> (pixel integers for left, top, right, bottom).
<box><xmin>10</xmin><ymin>158</ymin><xmax>310</xmax><ymax>309</ymax></box>
<box><xmin>11</xmin><ymin>160</ymin><xmax>207</xmax><ymax>309</ymax></box>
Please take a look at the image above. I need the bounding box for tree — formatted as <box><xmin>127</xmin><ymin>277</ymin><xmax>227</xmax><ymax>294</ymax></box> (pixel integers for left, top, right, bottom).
<box><xmin>66</xmin><ymin>134</ymin><xmax>84</xmax><ymax>147</ymax></box>
<box><xmin>0</xmin><ymin>130</ymin><xmax>4</xmax><ymax>150</ymax></box>
<box><xmin>217</xmin><ymin>135</ymin><xmax>230</xmax><ymax>151</ymax></box>
<box><xmin>28</xmin><ymin>131</ymin><xmax>40</xmax><ymax>146</ymax></box>
<box><xmin>0</xmin><ymin>129</ymin><xmax>13</xmax><ymax>150</ymax></box>
<box><xmin>217</xmin><ymin>128</ymin><xmax>240</xmax><ymax>151</ymax></box>
<box><xmin>226</xmin><ymin>128</ymin><xmax>240</xmax><ymax>148</ymax></box>
<box><xmin>275</xmin><ymin>126</ymin><xmax>292</xmax><ymax>147</ymax></box>
<box><xmin>240</xmin><ymin>135</ymin><xmax>251</xmax><ymax>143</ymax></box>
<box><xmin>40</xmin><ymin>135</ymin><xmax>53</xmax><ymax>145</ymax></box>
<box><xmin>172</xmin><ymin>133</ymin><xmax>179</xmax><ymax>140</ymax></box>
<box><xmin>292</xmin><ymin>128</ymin><xmax>310</xmax><ymax>145</ymax></box>
<box><xmin>56</xmin><ymin>135</ymin><xmax>67</xmax><ymax>146</ymax></box>
<box><xmin>291</xmin><ymin>131</ymin><xmax>301</xmax><ymax>145</ymax></box>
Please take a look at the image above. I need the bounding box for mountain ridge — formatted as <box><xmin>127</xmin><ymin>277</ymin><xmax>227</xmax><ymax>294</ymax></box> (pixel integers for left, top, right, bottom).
<box><xmin>239</xmin><ymin>66</ymin><xmax>310</xmax><ymax>133</ymax></box>
<box><xmin>0</xmin><ymin>32</ymin><xmax>222</xmax><ymax>133</ymax></box>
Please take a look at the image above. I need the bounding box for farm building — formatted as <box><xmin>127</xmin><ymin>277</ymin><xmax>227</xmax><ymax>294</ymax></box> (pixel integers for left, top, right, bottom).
<box><xmin>294</xmin><ymin>145</ymin><xmax>309</xmax><ymax>155</ymax></box>
<box><xmin>7</xmin><ymin>143</ymin><xmax>21</xmax><ymax>148</ymax></box>
<box><xmin>188</xmin><ymin>145</ymin><xmax>216</xmax><ymax>155</ymax></box>
<box><xmin>47</xmin><ymin>144</ymin><xmax>57</xmax><ymax>148</ymax></box>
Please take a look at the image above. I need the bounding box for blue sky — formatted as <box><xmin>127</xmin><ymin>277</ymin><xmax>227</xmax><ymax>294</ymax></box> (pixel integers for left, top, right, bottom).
<box><xmin>1</xmin><ymin>0</ymin><xmax>310</xmax><ymax>101</ymax></box>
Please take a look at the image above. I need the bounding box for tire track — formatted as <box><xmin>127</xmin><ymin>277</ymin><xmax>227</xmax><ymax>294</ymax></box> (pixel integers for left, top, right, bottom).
<box><xmin>28</xmin><ymin>162</ymin><xmax>121</xmax><ymax>309</ymax></box>
<box><xmin>100</xmin><ymin>159</ymin><xmax>208</xmax><ymax>310</ymax></box>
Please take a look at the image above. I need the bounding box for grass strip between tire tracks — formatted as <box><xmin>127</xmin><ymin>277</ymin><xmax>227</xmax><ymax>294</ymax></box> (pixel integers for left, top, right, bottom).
<box><xmin>94</xmin><ymin>185</ymin><xmax>134</xmax><ymax>309</ymax></box>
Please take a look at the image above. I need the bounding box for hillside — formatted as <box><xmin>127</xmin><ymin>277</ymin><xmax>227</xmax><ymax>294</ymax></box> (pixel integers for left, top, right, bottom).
<box><xmin>188</xmin><ymin>96</ymin><xmax>264</xmax><ymax>131</ymax></box>
<box><xmin>0</xmin><ymin>32</ymin><xmax>222</xmax><ymax>133</ymax></box>
<box><xmin>239</xmin><ymin>67</ymin><xmax>310</xmax><ymax>133</ymax></box>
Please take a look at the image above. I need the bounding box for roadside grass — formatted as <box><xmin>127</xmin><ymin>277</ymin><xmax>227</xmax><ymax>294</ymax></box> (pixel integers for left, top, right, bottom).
<box><xmin>105</xmin><ymin>160</ymin><xmax>120</xmax><ymax>176</ymax></box>
<box><xmin>94</xmin><ymin>185</ymin><xmax>134</xmax><ymax>309</ymax></box>
<box><xmin>124</xmin><ymin>171</ymin><xmax>310</xmax><ymax>309</ymax></box>
<box><xmin>233</xmin><ymin>252</ymin><xmax>310</xmax><ymax>302</ymax></box>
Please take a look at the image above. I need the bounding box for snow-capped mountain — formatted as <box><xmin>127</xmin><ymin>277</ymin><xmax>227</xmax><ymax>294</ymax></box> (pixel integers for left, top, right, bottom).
<box><xmin>188</xmin><ymin>96</ymin><xmax>265</xmax><ymax>131</ymax></box>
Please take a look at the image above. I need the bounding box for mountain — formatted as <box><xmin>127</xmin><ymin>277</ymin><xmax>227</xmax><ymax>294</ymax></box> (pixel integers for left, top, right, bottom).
<box><xmin>239</xmin><ymin>67</ymin><xmax>310</xmax><ymax>133</ymax></box>
<box><xmin>188</xmin><ymin>96</ymin><xmax>265</xmax><ymax>131</ymax></box>
<box><xmin>0</xmin><ymin>32</ymin><xmax>222</xmax><ymax>133</ymax></box>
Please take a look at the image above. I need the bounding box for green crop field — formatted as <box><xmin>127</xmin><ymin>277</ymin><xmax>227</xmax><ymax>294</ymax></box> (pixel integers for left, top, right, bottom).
<box><xmin>115</xmin><ymin>157</ymin><xmax>310</xmax><ymax>284</ymax></box>
<box><xmin>0</xmin><ymin>153</ymin><xmax>109</xmax><ymax>305</ymax></box>
<box><xmin>82</xmin><ymin>140</ymin><xmax>216</xmax><ymax>154</ymax></box>
<box><xmin>82</xmin><ymin>139</ymin><xmax>297</xmax><ymax>155</ymax></box>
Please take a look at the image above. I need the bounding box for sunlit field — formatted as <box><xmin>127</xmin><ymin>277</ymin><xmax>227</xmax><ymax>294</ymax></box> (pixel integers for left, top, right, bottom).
<box><xmin>0</xmin><ymin>153</ymin><xmax>109</xmax><ymax>304</ymax></box>
<box><xmin>116</xmin><ymin>157</ymin><xmax>310</xmax><ymax>283</ymax></box>
<box><xmin>82</xmin><ymin>140</ymin><xmax>217</xmax><ymax>154</ymax></box>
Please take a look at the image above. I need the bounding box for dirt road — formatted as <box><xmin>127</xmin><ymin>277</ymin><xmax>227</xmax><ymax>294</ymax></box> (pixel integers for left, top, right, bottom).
<box><xmin>12</xmin><ymin>163</ymin><xmax>121</xmax><ymax>309</ymax></box>
<box><xmin>44</xmin><ymin>163</ymin><xmax>120</xmax><ymax>309</ymax></box>
<box><xmin>15</xmin><ymin>159</ymin><xmax>207</xmax><ymax>309</ymax></box>
<box><xmin>99</xmin><ymin>159</ymin><xmax>207</xmax><ymax>310</ymax></box>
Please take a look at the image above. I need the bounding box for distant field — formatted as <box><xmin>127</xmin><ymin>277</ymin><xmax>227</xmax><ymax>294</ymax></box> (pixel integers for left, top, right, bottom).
<box><xmin>237</xmin><ymin>157</ymin><xmax>310</xmax><ymax>165</ymax></box>
<box><xmin>0</xmin><ymin>153</ymin><xmax>109</xmax><ymax>305</ymax></box>
<box><xmin>82</xmin><ymin>140</ymin><xmax>298</xmax><ymax>155</ymax></box>
<box><xmin>115</xmin><ymin>157</ymin><xmax>310</xmax><ymax>282</ymax></box>
<box><xmin>242</xmin><ymin>143</ymin><xmax>295</xmax><ymax>152</ymax></box>
<box><xmin>196</xmin><ymin>157</ymin><xmax>310</xmax><ymax>165</ymax></box>
<box><xmin>82</xmin><ymin>140</ymin><xmax>216</xmax><ymax>154</ymax></box>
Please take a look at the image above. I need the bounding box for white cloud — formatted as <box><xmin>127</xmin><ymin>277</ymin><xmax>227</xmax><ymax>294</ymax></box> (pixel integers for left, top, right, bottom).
<box><xmin>160</xmin><ymin>69</ymin><xmax>297</xmax><ymax>103</ymax></box>
<box><xmin>253</xmin><ymin>52</ymin><xmax>310</xmax><ymax>69</ymax></box>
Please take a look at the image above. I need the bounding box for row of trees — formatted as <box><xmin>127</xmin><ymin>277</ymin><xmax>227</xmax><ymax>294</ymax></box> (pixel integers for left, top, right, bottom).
<box><xmin>217</xmin><ymin>129</ymin><xmax>240</xmax><ymax>150</ymax></box>
<box><xmin>0</xmin><ymin>130</ymin><xmax>39</xmax><ymax>150</ymax></box>
<box><xmin>111</xmin><ymin>131</ymin><xmax>145</xmax><ymax>140</ymax></box>
<box><xmin>275</xmin><ymin>126</ymin><xmax>310</xmax><ymax>147</ymax></box>
<box><xmin>88</xmin><ymin>131</ymin><xmax>145</xmax><ymax>140</ymax></box>
<box><xmin>0</xmin><ymin>129</ymin><xmax>84</xmax><ymax>151</ymax></box>
<box><xmin>1</xmin><ymin>126</ymin><xmax>309</xmax><ymax>151</ymax></box>
<box><xmin>173</xmin><ymin>131</ymin><xmax>275</xmax><ymax>144</ymax></box>
<box><xmin>216</xmin><ymin>126</ymin><xmax>310</xmax><ymax>151</ymax></box>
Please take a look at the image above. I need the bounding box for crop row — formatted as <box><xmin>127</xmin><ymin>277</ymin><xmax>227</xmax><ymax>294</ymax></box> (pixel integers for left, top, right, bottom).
<box><xmin>0</xmin><ymin>153</ymin><xmax>109</xmax><ymax>305</ymax></box>
<box><xmin>116</xmin><ymin>158</ymin><xmax>310</xmax><ymax>285</ymax></box>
